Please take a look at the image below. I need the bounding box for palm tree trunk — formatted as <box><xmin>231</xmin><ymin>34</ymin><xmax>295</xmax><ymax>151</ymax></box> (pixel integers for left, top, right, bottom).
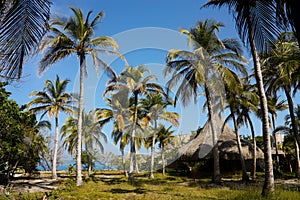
<box><xmin>284</xmin><ymin>150</ymin><xmax>293</xmax><ymax>173</ymax></box>
<box><xmin>121</xmin><ymin>147</ymin><xmax>128</xmax><ymax>177</ymax></box>
<box><xmin>150</xmin><ymin>120</ymin><xmax>157</xmax><ymax>179</ymax></box>
<box><xmin>205</xmin><ymin>85</ymin><xmax>221</xmax><ymax>184</ymax></box>
<box><xmin>295</xmin><ymin>138</ymin><xmax>300</xmax><ymax>178</ymax></box>
<box><xmin>52</xmin><ymin>116</ymin><xmax>59</xmax><ymax>179</ymax></box>
<box><xmin>135</xmin><ymin>157</ymin><xmax>139</xmax><ymax>173</ymax></box>
<box><xmin>162</xmin><ymin>144</ymin><xmax>166</xmax><ymax>175</ymax></box>
<box><xmin>129</xmin><ymin>93</ymin><xmax>138</xmax><ymax>177</ymax></box>
<box><xmin>246</xmin><ymin>114</ymin><xmax>257</xmax><ymax>179</ymax></box>
<box><xmin>271</xmin><ymin>115</ymin><xmax>280</xmax><ymax>172</ymax></box>
<box><xmin>246</xmin><ymin>15</ymin><xmax>274</xmax><ymax>195</ymax></box>
<box><xmin>284</xmin><ymin>86</ymin><xmax>300</xmax><ymax>178</ymax></box>
<box><xmin>76</xmin><ymin>54</ymin><xmax>85</xmax><ymax>187</ymax></box>
<box><xmin>284</xmin><ymin>86</ymin><xmax>300</xmax><ymax>152</ymax></box>
<box><xmin>88</xmin><ymin>159</ymin><xmax>92</xmax><ymax>177</ymax></box>
<box><xmin>231</xmin><ymin>109</ymin><xmax>249</xmax><ymax>182</ymax></box>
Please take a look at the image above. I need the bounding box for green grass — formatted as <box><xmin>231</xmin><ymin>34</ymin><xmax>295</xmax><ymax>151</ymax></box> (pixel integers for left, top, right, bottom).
<box><xmin>2</xmin><ymin>172</ymin><xmax>300</xmax><ymax>200</ymax></box>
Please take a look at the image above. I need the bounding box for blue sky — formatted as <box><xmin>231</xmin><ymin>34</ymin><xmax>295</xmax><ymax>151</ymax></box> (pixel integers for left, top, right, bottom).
<box><xmin>6</xmin><ymin>0</ymin><xmax>292</xmax><ymax>156</ymax></box>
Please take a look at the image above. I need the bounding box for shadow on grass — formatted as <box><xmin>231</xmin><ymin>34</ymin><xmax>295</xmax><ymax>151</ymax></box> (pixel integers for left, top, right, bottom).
<box><xmin>101</xmin><ymin>178</ymin><xmax>126</xmax><ymax>185</ymax></box>
<box><xmin>110</xmin><ymin>187</ymin><xmax>147</xmax><ymax>194</ymax></box>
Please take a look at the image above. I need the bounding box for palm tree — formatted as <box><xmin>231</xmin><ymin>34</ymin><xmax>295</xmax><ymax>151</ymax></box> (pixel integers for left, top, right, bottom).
<box><xmin>236</xmin><ymin>80</ymin><xmax>260</xmax><ymax>179</ymax></box>
<box><xmin>140</xmin><ymin>93</ymin><xmax>180</xmax><ymax>178</ymax></box>
<box><xmin>96</xmin><ymin>96</ymin><xmax>130</xmax><ymax>177</ymax></box>
<box><xmin>262</xmin><ymin>32</ymin><xmax>300</xmax><ymax>157</ymax></box>
<box><xmin>203</xmin><ymin>1</ymin><xmax>279</xmax><ymax>195</ymax></box>
<box><xmin>267</xmin><ymin>95</ymin><xmax>288</xmax><ymax>172</ymax></box>
<box><xmin>165</xmin><ymin>19</ymin><xmax>248</xmax><ymax>183</ymax></box>
<box><xmin>61</xmin><ymin>110</ymin><xmax>107</xmax><ymax>176</ymax></box>
<box><xmin>274</xmin><ymin>105</ymin><xmax>300</xmax><ymax>177</ymax></box>
<box><xmin>38</xmin><ymin>7</ymin><xmax>125</xmax><ymax>186</ymax></box>
<box><xmin>27</xmin><ymin>75</ymin><xmax>73</xmax><ymax>179</ymax></box>
<box><xmin>224</xmin><ymin>78</ymin><xmax>250</xmax><ymax>182</ymax></box>
<box><xmin>284</xmin><ymin>105</ymin><xmax>300</xmax><ymax>177</ymax></box>
<box><xmin>104</xmin><ymin>65</ymin><xmax>164</xmax><ymax>177</ymax></box>
<box><xmin>156</xmin><ymin>125</ymin><xmax>175</xmax><ymax>175</ymax></box>
<box><xmin>0</xmin><ymin>0</ymin><xmax>51</xmax><ymax>80</ymax></box>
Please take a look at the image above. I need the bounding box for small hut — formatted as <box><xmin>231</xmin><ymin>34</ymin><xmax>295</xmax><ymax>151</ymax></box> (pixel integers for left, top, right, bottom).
<box><xmin>177</xmin><ymin>116</ymin><xmax>264</xmax><ymax>172</ymax></box>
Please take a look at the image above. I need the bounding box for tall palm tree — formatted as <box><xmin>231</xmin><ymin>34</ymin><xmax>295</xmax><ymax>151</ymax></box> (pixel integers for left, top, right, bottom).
<box><xmin>0</xmin><ymin>0</ymin><xmax>51</xmax><ymax>80</ymax></box>
<box><xmin>38</xmin><ymin>7</ymin><xmax>125</xmax><ymax>186</ymax></box>
<box><xmin>262</xmin><ymin>32</ymin><xmax>300</xmax><ymax>156</ymax></box>
<box><xmin>140</xmin><ymin>93</ymin><xmax>180</xmax><ymax>179</ymax></box>
<box><xmin>61</xmin><ymin>110</ymin><xmax>107</xmax><ymax>176</ymax></box>
<box><xmin>156</xmin><ymin>125</ymin><xmax>175</xmax><ymax>175</ymax></box>
<box><xmin>104</xmin><ymin>65</ymin><xmax>164</xmax><ymax>177</ymax></box>
<box><xmin>203</xmin><ymin>1</ymin><xmax>280</xmax><ymax>195</ymax></box>
<box><xmin>27</xmin><ymin>75</ymin><xmax>73</xmax><ymax>179</ymax></box>
<box><xmin>165</xmin><ymin>19</ymin><xmax>248</xmax><ymax>183</ymax></box>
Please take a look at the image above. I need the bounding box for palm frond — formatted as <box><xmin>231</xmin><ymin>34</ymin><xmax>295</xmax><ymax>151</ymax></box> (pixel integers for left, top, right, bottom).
<box><xmin>0</xmin><ymin>0</ymin><xmax>51</xmax><ymax>79</ymax></box>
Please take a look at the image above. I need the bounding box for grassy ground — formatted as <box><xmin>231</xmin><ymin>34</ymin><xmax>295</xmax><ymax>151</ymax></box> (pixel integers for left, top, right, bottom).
<box><xmin>1</xmin><ymin>171</ymin><xmax>300</xmax><ymax>200</ymax></box>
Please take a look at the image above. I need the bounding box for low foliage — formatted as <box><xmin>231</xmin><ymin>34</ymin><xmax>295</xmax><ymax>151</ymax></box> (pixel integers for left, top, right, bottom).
<box><xmin>2</xmin><ymin>172</ymin><xmax>300</xmax><ymax>200</ymax></box>
<box><xmin>0</xmin><ymin>82</ymin><xmax>46</xmax><ymax>184</ymax></box>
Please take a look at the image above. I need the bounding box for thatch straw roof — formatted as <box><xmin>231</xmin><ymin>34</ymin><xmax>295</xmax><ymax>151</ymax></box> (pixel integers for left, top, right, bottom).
<box><xmin>178</xmin><ymin>116</ymin><xmax>264</xmax><ymax>161</ymax></box>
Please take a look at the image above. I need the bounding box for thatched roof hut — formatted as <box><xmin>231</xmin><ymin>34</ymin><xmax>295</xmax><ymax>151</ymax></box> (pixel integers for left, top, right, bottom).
<box><xmin>177</xmin><ymin>116</ymin><xmax>264</xmax><ymax>163</ymax></box>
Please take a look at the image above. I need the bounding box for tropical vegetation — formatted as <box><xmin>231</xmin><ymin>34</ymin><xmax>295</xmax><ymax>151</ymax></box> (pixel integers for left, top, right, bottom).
<box><xmin>0</xmin><ymin>0</ymin><xmax>300</xmax><ymax>198</ymax></box>
<box><xmin>27</xmin><ymin>75</ymin><xmax>74</xmax><ymax>179</ymax></box>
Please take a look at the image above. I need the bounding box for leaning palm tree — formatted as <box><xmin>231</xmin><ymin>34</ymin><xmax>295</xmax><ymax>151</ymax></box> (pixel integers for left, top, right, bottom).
<box><xmin>262</xmin><ymin>32</ymin><xmax>300</xmax><ymax>180</ymax></box>
<box><xmin>104</xmin><ymin>65</ymin><xmax>164</xmax><ymax>177</ymax></box>
<box><xmin>27</xmin><ymin>75</ymin><xmax>74</xmax><ymax>179</ymax></box>
<box><xmin>262</xmin><ymin>32</ymin><xmax>300</xmax><ymax>155</ymax></box>
<box><xmin>203</xmin><ymin>0</ymin><xmax>281</xmax><ymax>195</ymax></box>
<box><xmin>0</xmin><ymin>0</ymin><xmax>51</xmax><ymax>80</ymax></box>
<box><xmin>165</xmin><ymin>19</ymin><xmax>248</xmax><ymax>183</ymax></box>
<box><xmin>61</xmin><ymin>110</ymin><xmax>107</xmax><ymax>176</ymax></box>
<box><xmin>140</xmin><ymin>93</ymin><xmax>180</xmax><ymax>179</ymax></box>
<box><xmin>38</xmin><ymin>7</ymin><xmax>125</xmax><ymax>186</ymax></box>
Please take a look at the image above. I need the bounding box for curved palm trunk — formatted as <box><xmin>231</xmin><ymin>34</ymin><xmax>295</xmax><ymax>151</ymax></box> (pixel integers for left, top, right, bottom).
<box><xmin>295</xmin><ymin>139</ymin><xmax>300</xmax><ymax>178</ymax></box>
<box><xmin>205</xmin><ymin>85</ymin><xmax>221</xmax><ymax>184</ymax></box>
<box><xmin>246</xmin><ymin>15</ymin><xmax>274</xmax><ymax>195</ymax></box>
<box><xmin>246</xmin><ymin>114</ymin><xmax>257</xmax><ymax>179</ymax></box>
<box><xmin>271</xmin><ymin>115</ymin><xmax>280</xmax><ymax>172</ymax></box>
<box><xmin>52</xmin><ymin>116</ymin><xmax>59</xmax><ymax>179</ymax></box>
<box><xmin>121</xmin><ymin>147</ymin><xmax>128</xmax><ymax>177</ymax></box>
<box><xmin>150</xmin><ymin>120</ymin><xmax>157</xmax><ymax>179</ymax></box>
<box><xmin>284</xmin><ymin>86</ymin><xmax>300</xmax><ymax>177</ymax></box>
<box><xmin>231</xmin><ymin>109</ymin><xmax>249</xmax><ymax>182</ymax></box>
<box><xmin>129</xmin><ymin>93</ymin><xmax>138</xmax><ymax>177</ymax></box>
<box><xmin>76</xmin><ymin>54</ymin><xmax>85</xmax><ymax>187</ymax></box>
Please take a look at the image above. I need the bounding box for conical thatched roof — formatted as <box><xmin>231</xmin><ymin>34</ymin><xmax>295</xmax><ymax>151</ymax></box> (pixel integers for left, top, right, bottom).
<box><xmin>178</xmin><ymin>116</ymin><xmax>264</xmax><ymax>161</ymax></box>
